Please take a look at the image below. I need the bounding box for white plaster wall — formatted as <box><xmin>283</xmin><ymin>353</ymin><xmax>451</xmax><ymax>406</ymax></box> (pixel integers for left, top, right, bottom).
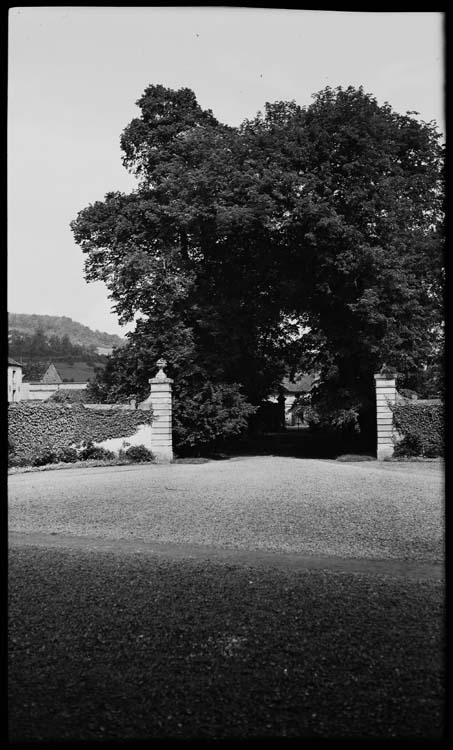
<box><xmin>86</xmin><ymin>423</ymin><xmax>153</xmax><ymax>455</ymax></box>
<box><xmin>20</xmin><ymin>382</ymin><xmax>87</xmax><ymax>401</ymax></box>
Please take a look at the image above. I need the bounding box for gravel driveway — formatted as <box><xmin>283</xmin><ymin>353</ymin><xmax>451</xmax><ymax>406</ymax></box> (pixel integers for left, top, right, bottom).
<box><xmin>8</xmin><ymin>456</ymin><xmax>444</xmax><ymax>564</ymax></box>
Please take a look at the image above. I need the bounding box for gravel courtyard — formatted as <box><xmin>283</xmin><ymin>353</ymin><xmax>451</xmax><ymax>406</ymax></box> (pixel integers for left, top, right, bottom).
<box><xmin>8</xmin><ymin>456</ymin><xmax>444</xmax><ymax>563</ymax></box>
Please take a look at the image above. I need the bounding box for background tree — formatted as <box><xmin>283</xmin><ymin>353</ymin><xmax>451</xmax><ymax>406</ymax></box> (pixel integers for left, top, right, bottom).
<box><xmin>72</xmin><ymin>84</ymin><xmax>444</xmax><ymax>450</ymax></box>
<box><xmin>8</xmin><ymin>327</ymin><xmax>104</xmax><ymax>367</ymax></box>
<box><xmin>28</xmin><ymin>327</ymin><xmax>51</xmax><ymax>359</ymax></box>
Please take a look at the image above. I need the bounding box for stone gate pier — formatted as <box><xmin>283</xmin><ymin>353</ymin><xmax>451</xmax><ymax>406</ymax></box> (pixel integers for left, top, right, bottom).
<box><xmin>374</xmin><ymin>370</ymin><xmax>398</xmax><ymax>460</ymax></box>
<box><xmin>138</xmin><ymin>358</ymin><xmax>173</xmax><ymax>463</ymax></box>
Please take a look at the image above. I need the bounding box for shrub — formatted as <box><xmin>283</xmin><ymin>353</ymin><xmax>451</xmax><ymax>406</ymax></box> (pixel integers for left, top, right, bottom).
<box><xmin>303</xmin><ymin>404</ymin><xmax>322</xmax><ymax>431</ymax></box>
<box><xmin>173</xmin><ymin>381</ymin><xmax>257</xmax><ymax>454</ymax></box>
<box><xmin>33</xmin><ymin>446</ymin><xmax>80</xmax><ymax>465</ymax></box>
<box><xmin>303</xmin><ymin>404</ymin><xmax>360</xmax><ymax>435</ymax></box>
<box><xmin>392</xmin><ymin>401</ymin><xmax>444</xmax><ymax>458</ymax></box>
<box><xmin>8</xmin><ymin>455</ymin><xmax>30</xmax><ymax>468</ymax></box>
<box><xmin>55</xmin><ymin>446</ymin><xmax>79</xmax><ymax>463</ymax></box>
<box><xmin>398</xmin><ymin>388</ymin><xmax>419</xmax><ymax>400</ymax></box>
<box><xmin>8</xmin><ymin>438</ymin><xmax>18</xmax><ymax>467</ymax></box>
<box><xmin>33</xmin><ymin>449</ymin><xmax>60</xmax><ymax>467</ymax></box>
<box><xmin>393</xmin><ymin>434</ymin><xmax>423</xmax><ymax>458</ymax></box>
<box><xmin>123</xmin><ymin>444</ymin><xmax>154</xmax><ymax>462</ymax></box>
<box><xmin>78</xmin><ymin>441</ymin><xmax>116</xmax><ymax>461</ymax></box>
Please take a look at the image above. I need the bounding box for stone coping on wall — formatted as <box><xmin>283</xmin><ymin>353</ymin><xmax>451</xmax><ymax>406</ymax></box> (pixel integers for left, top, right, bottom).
<box><xmin>399</xmin><ymin>398</ymin><xmax>443</xmax><ymax>405</ymax></box>
<box><xmin>9</xmin><ymin>401</ymin><xmax>136</xmax><ymax>410</ymax></box>
<box><xmin>84</xmin><ymin>403</ymin><xmax>137</xmax><ymax>411</ymax></box>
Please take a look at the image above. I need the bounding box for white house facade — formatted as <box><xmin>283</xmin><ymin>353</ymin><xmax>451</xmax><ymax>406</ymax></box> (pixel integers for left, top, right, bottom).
<box><xmin>8</xmin><ymin>358</ymin><xmax>23</xmax><ymax>402</ymax></box>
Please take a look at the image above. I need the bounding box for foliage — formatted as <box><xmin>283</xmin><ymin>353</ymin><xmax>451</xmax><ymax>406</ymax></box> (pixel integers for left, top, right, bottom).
<box><xmin>31</xmin><ymin>443</ymin><xmax>115</xmax><ymax>466</ymax></box>
<box><xmin>50</xmin><ymin>389</ymin><xmax>92</xmax><ymax>403</ymax></box>
<box><xmin>248</xmin><ymin>400</ymin><xmax>285</xmax><ymax>434</ymax></box>
<box><xmin>7</xmin><ymin>439</ymin><xmax>28</xmax><ymax>468</ymax></box>
<box><xmin>277</xmin><ymin>87</ymin><xmax>444</xmax><ymax>435</ymax></box>
<box><xmin>398</xmin><ymin>388</ymin><xmax>419</xmax><ymax>400</ymax></box>
<box><xmin>8</xmin><ymin>316</ymin><xmax>125</xmax><ymax>385</ymax></box>
<box><xmin>8</xmin><ymin>402</ymin><xmax>152</xmax><ymax>465</ymax></box>
<box><xmin>303</xmin><ymin>404</ymin><xmax>360</xmax><ymax>435</ymax></box>
<box><xmin>17</xmin><ymin>360</ymin><xmax>48</xmax><ymax>381</ymax></box>
<box><xmin>85</xmin><ymin>333</ymin><xmax>257</xmax><ymax>454</ymax></box>
<box><xmin>56</xmin><ymin>447</ymin><xmax>79</xmax><ymax>463</ymax></box>
<box><xmin>121</xmin><ymin>444</ymin><xmax>155</xmax><ymax>462</ymax></box>
<box><xmin>8</xmin><ymin>455</ymin><xmax>30</xmax><ymax>468</ymax></box>
<box><xmin>291</xmin><ymin>378</ymin><xmax>366</xmax><ymax>437</ymax></box>
<box><xmin>172</xmin><ymin>381</ymin><xmax>257</xmax><ymax>453</ymax></box>
<box><xmin>397</xmin><ymin>359</ymin><xmax>445</xmax><ymax>400</ymax></box>
<box><xmin>9</xmin><ymin>329</ymin><xmax>109</xmax><ymax>380</ymax></box>
<box><xmin>78</xmin><ymin>442</ymin><xmax>116</xmax><ymax>461</ymax></box>
<box><xmin>32</xmin><ymin>449</ymin><xmax>61</xmax><ymax>467</ymax></box>
<box><xmin>85</xmin><ymin>344</ymin><xmax>149</xmax><ymax>405</ymax></box>
<box><xmin>71</xmin><ymin>84</ymin><xmax>444</xmax><ymax>446</ymax></box>
<box><xmin>392</xmin><ymin>401</ymin><xmax>443</xmax><ymax>458</ymax></box>
<box><xmin>392</xmin><ymin>434</ymin><xmax>424</xmax><ymax>458</ymax></box>
<box><xmin>8</xmin><ymin>313</ymin><xmax>124</xmax><ymax>350</ymax></box>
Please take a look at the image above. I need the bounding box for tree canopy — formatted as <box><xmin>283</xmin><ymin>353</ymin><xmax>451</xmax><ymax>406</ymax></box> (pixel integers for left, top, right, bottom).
<box><xmin>71</xmin><ymin>84</ymin><xmax>444</xmax><ymax>449</ymax></box>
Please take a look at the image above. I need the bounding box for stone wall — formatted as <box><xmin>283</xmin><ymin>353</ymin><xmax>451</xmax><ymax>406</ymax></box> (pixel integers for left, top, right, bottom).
<box><xmin>374</xmin><ymin>371</ymin><xmax>444</xmax><ymax>459</ymax></box>
<box><xmin>9</xmin><ymin>361</ymin><xmax>174</xmax><ymax>464</ymax></box>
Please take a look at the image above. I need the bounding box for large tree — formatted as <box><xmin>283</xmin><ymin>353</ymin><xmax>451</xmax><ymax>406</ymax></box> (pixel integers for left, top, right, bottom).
<box><xmin>246</xmin><ymin>87</ymin><xmax>445</xmax><ymax>432</ymax></box>
<box><xmin>71</xmin><ymin>84</ymin><xmax>444</xmax><ymax>447</ymax></box>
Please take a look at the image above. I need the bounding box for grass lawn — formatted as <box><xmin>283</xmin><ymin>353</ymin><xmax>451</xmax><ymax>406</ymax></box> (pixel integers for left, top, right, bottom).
<box><xmin>8</xmin><ymin>546</ymin><xmax>444</xmax><ymax>741</ymax></box>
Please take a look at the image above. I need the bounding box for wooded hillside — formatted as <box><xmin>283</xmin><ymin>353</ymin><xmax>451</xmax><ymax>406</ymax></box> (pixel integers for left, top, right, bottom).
<box><xmin>8</xmin><ymin>314</ymin><xmax>126</xmax><ymax>383</ymax></box>
<box><xmin>8</xmin><ymin>313</ymin><xmax>125</xmax><ymax>349</ymax></box>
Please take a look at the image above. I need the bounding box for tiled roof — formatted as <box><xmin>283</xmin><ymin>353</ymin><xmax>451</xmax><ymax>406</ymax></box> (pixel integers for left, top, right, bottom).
<box><xmin>281</xmin><ymin>374</ymin><xmax>319</xmax><ymax>393</ymax></box>
<box><xmin>8</xmin><ymin>357</ymin><xmax>23</xmax><ymax>367</ymax></box>
<box><xmin>23</xmin><ymin>362</ymin><xmax>63</xmax><ymax>383</ymax></box>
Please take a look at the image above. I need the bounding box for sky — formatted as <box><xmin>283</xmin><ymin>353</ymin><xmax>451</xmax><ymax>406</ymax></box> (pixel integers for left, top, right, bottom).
<box><xmin>8</xmin><ymin>7</ymin><xmax>445</xmax><ymax>337</ymax></box>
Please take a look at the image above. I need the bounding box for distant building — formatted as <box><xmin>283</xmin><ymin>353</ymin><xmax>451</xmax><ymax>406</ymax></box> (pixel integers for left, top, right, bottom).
<box><xmin>8</xmin><ymin>358</ymin><xmax>23</xmax><ymax>402</ymax></box>
<box><xmin>21</xmin><ymin>361</ymin><xmax>87</xmax><ymax>401</ymax></box>
<box><xmin>96</xmin><ymin>346</ymin><xmax>114</xmax><ymax>356</ymax></box>
<box><xmin>269</xmin><ymin>373</ymin><xmax>319</xmax><ymax>426</ymax></box>
<box><xmin>38</xmin><ymin>363</ymin><xmax>63</xmax><ymax>384</ymax></box>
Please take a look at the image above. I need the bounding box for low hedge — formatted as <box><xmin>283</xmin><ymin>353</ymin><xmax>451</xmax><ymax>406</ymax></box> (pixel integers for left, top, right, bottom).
<box><xmin>32</xmin><ymin>447</ymin><xmax>80</xmax><ymax>467</ymax></box>
<box><xmin>8</xmin><ymin>402</ymin><xmax>153</xmax><ymax>465</ymax></box>
<box><xmin>391</xmin><ymin>401</ymin><xmax>444</xmax><ymax>458</ymax></box>
<box><xmin>120</xmin><ymin>444</ymin><xmax>154</xmax><ymax>463</ymax></box>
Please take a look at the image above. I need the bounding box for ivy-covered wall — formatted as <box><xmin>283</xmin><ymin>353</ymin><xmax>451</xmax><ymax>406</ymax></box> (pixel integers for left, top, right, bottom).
<box><xmin>8</xmin><ymin>402</ymin><xmax>153</xmax><ymax>464</ymax></box>
<box><xmin>391</xmin><ymin>401</ymin><xmax>444</xmax><ymax>457</ymax></box>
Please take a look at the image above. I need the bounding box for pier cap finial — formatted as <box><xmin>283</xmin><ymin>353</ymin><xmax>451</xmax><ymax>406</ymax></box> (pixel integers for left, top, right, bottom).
<box><xmin>154</xmin><ymin>358</ymin><xmax>168</xmax><ymax>380</ymax></box>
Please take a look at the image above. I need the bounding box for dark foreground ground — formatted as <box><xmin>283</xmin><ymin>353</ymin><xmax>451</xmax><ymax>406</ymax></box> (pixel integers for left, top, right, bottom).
<box><xmin>8</xmin><ymin>543</ymin><xmax>444</xmax><ymax>742</ymax></box>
